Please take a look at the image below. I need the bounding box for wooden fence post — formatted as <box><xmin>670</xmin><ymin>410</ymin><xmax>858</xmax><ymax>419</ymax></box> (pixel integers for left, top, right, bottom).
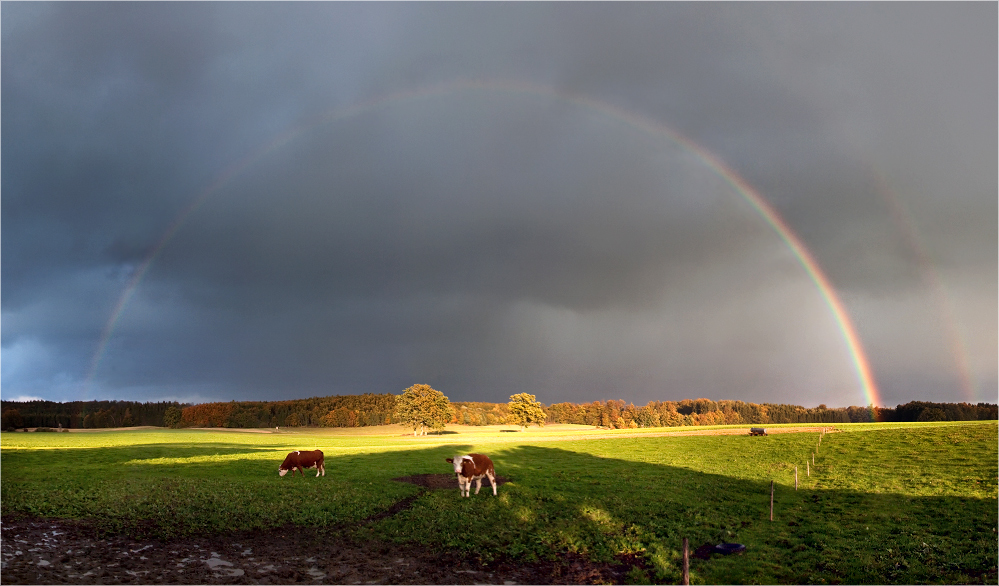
<box><xmin>795</xmin><ymin>466</ymin><xmax>798</xmax><ymax>490</ymax></box>
<box><xmin>770</xmin><ymin>480</ymin><xmax>774</xmax><ymax>521</ymax></box>
<box><xmin>682</xmin><ymin>538</ymin><xmax>690</xmax><ymax>585</ymax></box>
<box><xmin>807</xmin><ymin>460</ymin><xmax>810</xmax><ymax>477</ymax></box>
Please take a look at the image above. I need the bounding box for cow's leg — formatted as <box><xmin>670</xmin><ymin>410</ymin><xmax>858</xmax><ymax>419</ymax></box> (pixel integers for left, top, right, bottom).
<box><xmin>474</xmin><ymin>477</ymin><xmax>483</xmax><ymax>495</ymax></box>
<box><xmin>487</xmin><ymin>470</ymin><xmax>497</xmax><ymax>495</ymax></box>
<box><xmin>318</xmin><ymin>462</ymin><xmax>325</xmax><ymax>477</ymax></box>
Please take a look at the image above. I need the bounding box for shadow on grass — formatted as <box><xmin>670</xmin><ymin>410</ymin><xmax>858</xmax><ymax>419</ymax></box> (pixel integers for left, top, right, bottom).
<box><xmin>371</xmin><ymin>444</ymin><xmax>998</xmax><ymax>585</ymax></box>
<box><xmin>3</xmin><ymin>439</ymin><xmax>996</xmax><ymax>584</ymax></box>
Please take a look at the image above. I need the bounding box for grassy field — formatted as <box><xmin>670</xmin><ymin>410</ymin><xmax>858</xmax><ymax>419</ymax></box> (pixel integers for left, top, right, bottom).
<box><xmin>2</xmin><ymin>421</ymin><xmax>996</xmax><ymax>584</ymax></box>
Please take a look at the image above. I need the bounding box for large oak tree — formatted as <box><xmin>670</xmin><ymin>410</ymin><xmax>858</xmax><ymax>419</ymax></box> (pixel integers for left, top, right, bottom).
<box><xmin>395</xmin><ymin>384</ymin><xmax>452</xmax><ymax>436</ymax></box>
<box><xmin>508</xmin><ymin>392</ymin><xmax>546</xmax><ymax>431</ymax></box>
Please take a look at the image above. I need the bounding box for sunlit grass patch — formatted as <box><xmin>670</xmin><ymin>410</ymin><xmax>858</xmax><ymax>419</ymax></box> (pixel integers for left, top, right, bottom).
<box><xmin>1</xmin><ymin>421</ymin><xmax>995</xmax><ymax>583</ymax></box>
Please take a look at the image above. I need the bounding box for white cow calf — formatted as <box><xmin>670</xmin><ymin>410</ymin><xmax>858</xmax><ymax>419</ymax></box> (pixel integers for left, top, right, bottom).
<box><xmin>445</xmin><ymin>453</ymin><xmax>497</xmax><ymax>497</ymax></box>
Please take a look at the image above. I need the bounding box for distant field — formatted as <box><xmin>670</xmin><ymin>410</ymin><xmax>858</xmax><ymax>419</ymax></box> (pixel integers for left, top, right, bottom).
<box><xmin>2</xmin><ymin>421</ymin><xmax>996</xmax><ymax>584</ymax></box>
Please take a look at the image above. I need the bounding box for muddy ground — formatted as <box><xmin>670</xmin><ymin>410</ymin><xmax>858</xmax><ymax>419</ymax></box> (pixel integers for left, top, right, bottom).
<box><xmin>1</xmin><ymin>474</ymin><xmax>649</xmax><ymax>585</ymax></box>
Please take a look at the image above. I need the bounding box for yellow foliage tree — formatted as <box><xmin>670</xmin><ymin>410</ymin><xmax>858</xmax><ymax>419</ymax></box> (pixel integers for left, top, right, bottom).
<box><xmin>395</xmin><ymin>384</ymin><xmax>451</xmax><ymax>436</ymax></box>
<box><xmin>508</xmin><ymin>393</ymin><xmax>546</xmax><ymax>431</ymax></box>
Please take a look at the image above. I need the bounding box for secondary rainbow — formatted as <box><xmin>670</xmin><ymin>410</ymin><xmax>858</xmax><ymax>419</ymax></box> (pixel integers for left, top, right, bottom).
<box><xmin>85</xmin><ymin>79</ymin><xmax>883</xmax><ymax>407</ymax></box>
<box><xmin>872</xmin><ymin>169</ymin><xmax>976</xmax><ymax>402</ymax></box>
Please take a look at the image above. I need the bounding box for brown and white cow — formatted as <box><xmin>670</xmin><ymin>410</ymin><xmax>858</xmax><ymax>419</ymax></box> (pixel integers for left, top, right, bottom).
<box><xmin>279</xmin><ymin>450</ymin><xmax>325</xmax><ymax>477</ymax></box>
<box><xmin>445</xmin><ymin>453</ymin><xmax>497</xmax><ymax>497</ymax></box>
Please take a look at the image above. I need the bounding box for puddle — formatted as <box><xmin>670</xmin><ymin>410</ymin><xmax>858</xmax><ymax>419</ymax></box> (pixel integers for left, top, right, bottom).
<box><xmin>204</xmin><ymin>552</ymin><xmax>233</xmax><ymax>570</ymax></box>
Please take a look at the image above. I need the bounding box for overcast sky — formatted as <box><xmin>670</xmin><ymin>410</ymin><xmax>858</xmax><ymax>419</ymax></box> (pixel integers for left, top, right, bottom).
<box><xmin>3</xmin><ymin>3</ymin><xmax>995</xmax><ymax>408</ymax></box>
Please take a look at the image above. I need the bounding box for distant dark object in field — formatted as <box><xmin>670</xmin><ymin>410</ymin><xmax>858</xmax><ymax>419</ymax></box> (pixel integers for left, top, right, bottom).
<box><xmin>693</xmin><ymin>543</ymin><xmax>716</xmax><ymax>560</ymax></box>
<box><xmin>749</xmin><ymin>427</ymin><xmax>768</xmax><ymax>436</ymax></box>
<box><xmin>402</xmin><ymin>430</ymin><xmax>458</xmax><ymax>436</ymax></box>
<box><xmin>34</xmin><ymin>427</ymin><xmax>56</xmax><ymax>432</ymax></box>
<box><xmin>393</xmin><ymin>473</ymin><xmax>510</xmax><ymax>490</ymax></box>
<box><xmin>694</xmin><ymin>542</ymin><xmax>746</xmax><ymax>559</ymax></box>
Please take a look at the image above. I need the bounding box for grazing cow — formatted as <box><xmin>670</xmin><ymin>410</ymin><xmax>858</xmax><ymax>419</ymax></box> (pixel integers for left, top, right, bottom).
<box><xmin>445</xmin><ymin>453</ymin><xmax>497</xmax><ymax>497</ymax></box>
<box><xmin>279</xmin><ymin>450</ymin><xmax>325</xmax><ymax>477</ymax></box>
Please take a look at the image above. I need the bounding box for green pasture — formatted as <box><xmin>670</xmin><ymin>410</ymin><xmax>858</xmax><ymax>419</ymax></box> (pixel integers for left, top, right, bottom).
<box><xmin>2</xmin><ymin>421</ymin><xmax>996</xmax><ymax>584</ymax></box>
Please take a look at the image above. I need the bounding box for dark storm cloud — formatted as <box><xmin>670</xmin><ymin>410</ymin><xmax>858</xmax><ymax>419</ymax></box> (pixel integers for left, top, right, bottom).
<box><xmin>2</xmin><ymin>3</ymin><xmax>995</xmax><ymax>407</ymax></box>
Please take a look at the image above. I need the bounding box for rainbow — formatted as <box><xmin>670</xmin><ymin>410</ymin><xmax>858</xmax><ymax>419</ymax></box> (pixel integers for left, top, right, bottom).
<box><xmin>85</xmin><ymin>79</ymin><xmax>882</xmax><ymax>407</ymax></box>
<box><xmin>872</xmin><ymin>170</ymin><xmax>976</xmax><ymax>402</ymax></box>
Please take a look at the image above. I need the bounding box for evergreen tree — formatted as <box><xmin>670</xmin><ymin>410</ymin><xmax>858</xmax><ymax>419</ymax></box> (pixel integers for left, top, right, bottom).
<box><xmin>163</xmin><ymin>406</ymin><xmax>182</xmax><ymax>428</ymax></box>
<box><xmin>1</xmin><ymin>408</ymin><xmax>23</xmax><ymax>430</ymax></box>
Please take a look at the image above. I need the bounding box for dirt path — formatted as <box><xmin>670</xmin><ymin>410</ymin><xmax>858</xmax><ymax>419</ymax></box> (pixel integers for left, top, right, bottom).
<box><xmin>0</xmin><ymin>517</ymin><xmax>643</xmax><ymax>585</ymax></box>
<box><xmin>1</xmin><ymin>516</ymin><xmax>539</xmax><ymax>585</ymax></box>
<box><xmin>1</xmin><ymin>474</ymin><xmax>645</xmax><ymax>585</ymax></box>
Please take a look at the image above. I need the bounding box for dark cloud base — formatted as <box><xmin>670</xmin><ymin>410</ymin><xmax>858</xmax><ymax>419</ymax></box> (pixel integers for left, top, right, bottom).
<box><xmin>3</xmin><ymin>3</ymin><xmax>995</xmax><ymax>407</ymax></box>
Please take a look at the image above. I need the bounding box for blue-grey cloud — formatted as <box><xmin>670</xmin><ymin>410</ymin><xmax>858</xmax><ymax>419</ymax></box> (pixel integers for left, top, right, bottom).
<box><xmin>2</xmin><ymin>3</ymin><xmax>995</xmax><ymax>407</ymax></box>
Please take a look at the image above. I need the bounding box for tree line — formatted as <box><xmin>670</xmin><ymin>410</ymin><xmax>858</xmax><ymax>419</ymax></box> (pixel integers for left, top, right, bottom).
<box><xmin>2</xmin><ymin>395</ymin><xmax>995</xmax><ymax>431</ymax></box>
<box><xmin>545</xmin><ymin>398</ymin><xmax>998</xmax><ymax>428</ymax></box>
<box><xmin>175</xmin><ymin>393</ymin><xmax>398</xmax><ymax>429</ymax></box>
<box><xmin>0</xmin><ymin>400</ymin><xmax>182</xmax><ymax>430</ymax></box>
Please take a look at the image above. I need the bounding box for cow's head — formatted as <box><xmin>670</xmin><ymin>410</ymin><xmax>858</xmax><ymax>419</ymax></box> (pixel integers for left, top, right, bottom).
<box><xmin>446</xmin><ymin>455</ymin><xmax>473</xmax><ymax>477</ymax></box>
<box><xmin>279</xmin><ymin>467</ymin><xmax>288</xmax><ymax>477</ymax></box>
